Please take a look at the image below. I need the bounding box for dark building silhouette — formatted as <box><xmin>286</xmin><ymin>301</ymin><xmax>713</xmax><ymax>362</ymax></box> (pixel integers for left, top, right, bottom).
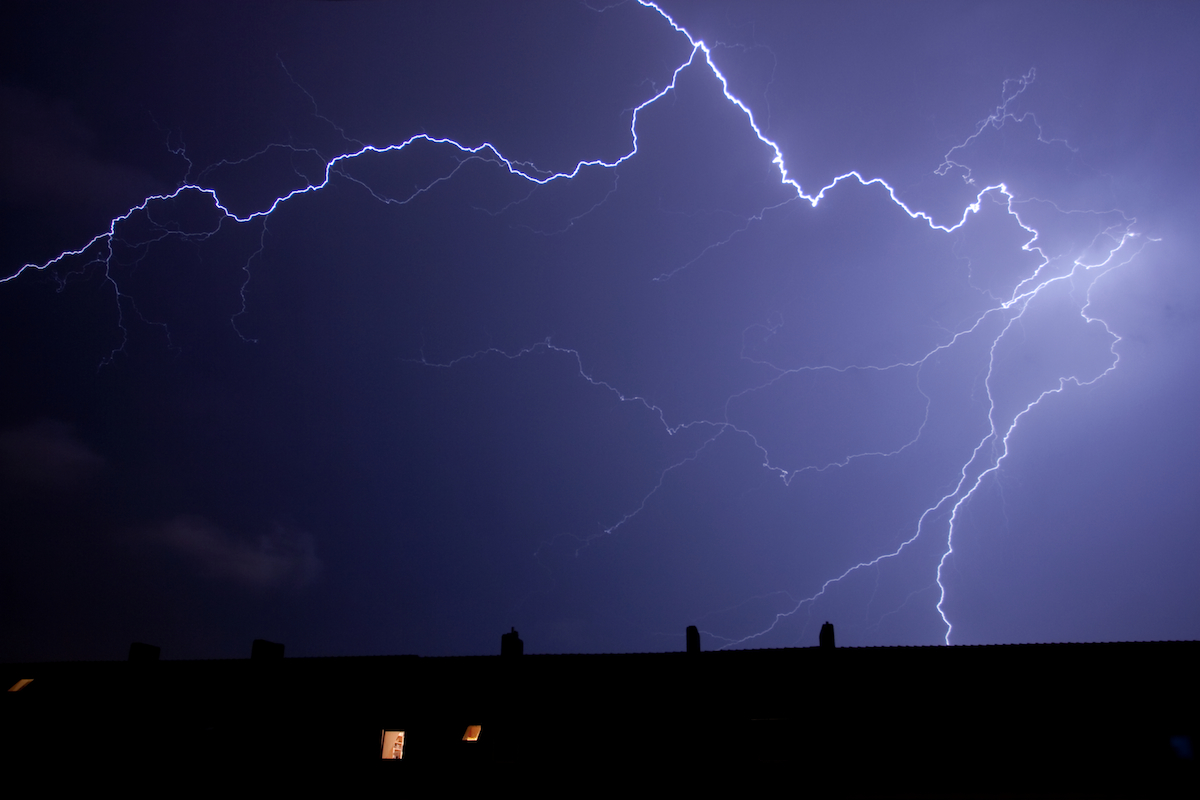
<box><xmin>686</xmin><ymin>625</ymin><xmax>700</xmax><ymax>653</ymax></box>
<box><xmin>2</xmin><ymin>633</ymin><xmax>1197</xmax><ymax>795</ymax></box>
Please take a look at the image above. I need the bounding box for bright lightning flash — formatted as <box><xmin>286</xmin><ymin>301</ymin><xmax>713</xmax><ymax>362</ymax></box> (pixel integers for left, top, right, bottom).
<box><xmin>2</xmin><ymin>1</ymin><xmax>1152</xmax><ymax>648</ymax></box>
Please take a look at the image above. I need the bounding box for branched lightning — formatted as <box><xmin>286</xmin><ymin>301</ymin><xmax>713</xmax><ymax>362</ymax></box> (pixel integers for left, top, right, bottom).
<box><xmin>3</xmin><ymin>1</ymin><xmax>1152</xmax><ymax>647</ymax></box>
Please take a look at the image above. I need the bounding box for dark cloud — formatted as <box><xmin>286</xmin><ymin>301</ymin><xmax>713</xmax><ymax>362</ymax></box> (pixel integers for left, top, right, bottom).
<box><xmin>0</xmin><ymin>84</ymin><xmax>165</xmax><ymax>214</ymax></box>
<box><xmin>151</xmin><ymin>517</ymin><xmax>321</xmax><ymax>591</ymax></box>
<box><xmin>0</xmin><ymin>419</ymin><xmax>104</xmax><ymax>491</ymax></box>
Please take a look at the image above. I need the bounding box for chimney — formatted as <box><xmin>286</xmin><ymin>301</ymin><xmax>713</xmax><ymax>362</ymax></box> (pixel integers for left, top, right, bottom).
<box><xmin>251</xmin><ymin>639</ymin><xmax>285</xmax><ymax>660</ymax></box>
<box><xmin>819</xmin><ymin>621</ymin><xmax>835</xmax><ymax>649</ymax></box>
<box><xmin>501</xmin><ymin>627</ymin><xmax>523</xmax><ymax>657</ymax></box>
<box><xmin>686</xmin><ymin>625</ymin><xmax>700</xmax><ymax>654</ymax></box>
<box><xmin>127</xmin><ymin>642</ymin><xmax>160</xmax><ymax>662</ymax></box>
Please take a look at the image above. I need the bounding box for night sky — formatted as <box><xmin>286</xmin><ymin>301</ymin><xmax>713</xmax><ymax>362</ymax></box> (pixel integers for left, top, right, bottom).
<box><xmin>2</xmin><ymin>1</ymin><xmax>1197</xmax><ymax>662</ymax></box>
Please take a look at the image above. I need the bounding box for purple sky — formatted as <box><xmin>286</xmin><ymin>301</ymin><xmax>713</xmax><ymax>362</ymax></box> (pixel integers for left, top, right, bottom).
<box><xmin>2</xmin><ymin>1</ymin><xmax>1197</xmax><ymax>661</ymax></box>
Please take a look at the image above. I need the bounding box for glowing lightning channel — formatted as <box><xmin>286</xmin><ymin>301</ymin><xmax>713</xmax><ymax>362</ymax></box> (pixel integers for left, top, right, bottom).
<box><xmin>0</xmin><ymin>1</ymin><xmax>1041</xmax><ymax>289</ymax></box>
<box><xmin>603</xmin><ymin>4</ymin><xmax>1148</xmax><ymax>647</ymax></box>
<box><xmin>3</xmin><ymin>2</ymin><xmax>1151</xmax><ymax>648</ymax></box>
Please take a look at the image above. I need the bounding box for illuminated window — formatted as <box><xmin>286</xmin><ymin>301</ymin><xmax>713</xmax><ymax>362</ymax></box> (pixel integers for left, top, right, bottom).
<box><xmin>381</xmin><ymin>730</ymin><xmax>405</xmax><ymax>759</ymax></box>
<box><xmin>7</xmin><ymin>679</ymin><xmax>33</xmax><ymax>692</ymax></box>
<box><xmin>462</xmin><ymin>725</ymin><xmax>481</xmax><ymax>742</ymax></box>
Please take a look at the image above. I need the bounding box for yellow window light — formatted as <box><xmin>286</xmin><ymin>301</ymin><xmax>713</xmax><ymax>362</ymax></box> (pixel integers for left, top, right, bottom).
<box><xmin>7</xmin><ymin>679</ymin><xmax>33</xmax><ymax>692</ymax></box>
<box><xmin>381</xmin><ymin>730</ymin><xmax>405</xmax><ymax>759</ymax></box>
<box><xmin>462</xmin><ymin>725</ymin><xmax>482</xmax><ymax>742</ymax></box>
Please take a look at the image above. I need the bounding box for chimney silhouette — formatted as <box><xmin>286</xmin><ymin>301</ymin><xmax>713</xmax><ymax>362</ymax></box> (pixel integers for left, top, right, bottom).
<box><xmin>501</xmin><ymin>627</ymin><xmax>523</xmax><ymax>657</ymax></box>
<box><xmin>127</xmin><ymin>642</ymin><xmax>160</xmax><ymax>662</ymax></box>
<box><xmin>686</xmin><ymin>625</ymin><xmax>700</xmax><ymax>653</ymax></box>
<box><xmin>251</xmin><ymin>639</ymin><xmax>285</xmax><ymax>660</ymax></box>
<box><xmin>819</xmin><ymin>621</ymin><xmax>835</xmax><ymax>649</ymax></box>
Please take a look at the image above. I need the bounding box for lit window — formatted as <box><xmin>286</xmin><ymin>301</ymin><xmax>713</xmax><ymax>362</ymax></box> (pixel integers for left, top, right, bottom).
<box><xmin>462</xmin><ymin>725</ymin><xmax>481</xmax><ymax>742</ymax></box>
<box><xmin>381</xmin><ymin>730</ymin><xmax>405</xmax><ymax>759</ymax></box>
<box><xmin>7</xmin><ymin>679</ymin><xmax>33</xmax><ymax>692</ymax></box>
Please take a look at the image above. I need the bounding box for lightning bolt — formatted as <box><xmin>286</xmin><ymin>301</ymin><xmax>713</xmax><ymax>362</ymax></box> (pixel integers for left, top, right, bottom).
<box><xmin>2</xmin><ymin>2</ymin><xmax>1152</xmax><ymax>648</ymax></box>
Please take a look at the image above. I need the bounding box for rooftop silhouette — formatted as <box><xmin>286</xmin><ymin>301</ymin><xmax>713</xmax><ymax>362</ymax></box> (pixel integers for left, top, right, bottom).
<box><xmin>2</xmin><ymin>630</ymin><xmax>1196</xmax><ymax>795</ymax></box>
